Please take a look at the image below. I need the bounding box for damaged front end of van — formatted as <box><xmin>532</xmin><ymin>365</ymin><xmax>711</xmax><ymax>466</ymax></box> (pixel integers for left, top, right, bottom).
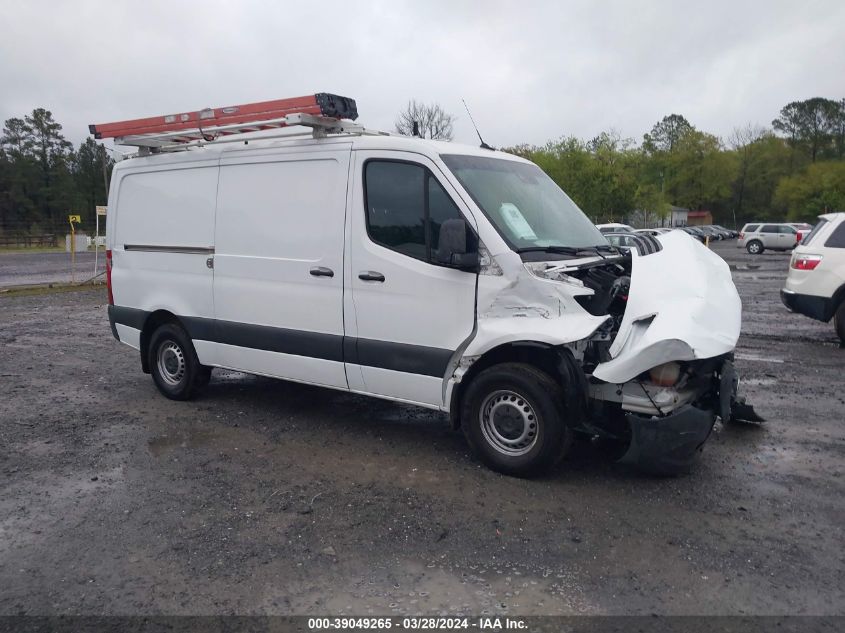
<box><xmin>456</xmin><ymin>230</ymin><xmax>762</xmax><ymax>474</ymax></box>
<box><xmin>579</xmin><ymin>230</ymin><xmax>763</xmax><ymax>472</ymax></box>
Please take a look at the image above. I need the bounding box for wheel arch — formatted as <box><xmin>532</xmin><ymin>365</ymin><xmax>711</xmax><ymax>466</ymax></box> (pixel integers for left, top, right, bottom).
<box><xmin>139</xmin><ymin>310</ymin><xmax>184</xmax><ymax>374</ymax></box>
<box><xmin>831</xmin><ymin>282</ymin><xmax>845</xmax><ymax>314</ymax></box>
<box><xmin>449</xmin><ymin>340</ymin><xmax>588</xmax><ymax>430</ymax></box>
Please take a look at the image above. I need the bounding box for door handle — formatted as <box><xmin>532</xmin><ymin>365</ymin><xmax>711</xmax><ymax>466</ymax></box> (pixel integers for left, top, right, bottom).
<box><xmin>309</xmin><ymin>266</ymin><xmax>334</xmax><ymax>278</ymax></box>
<box><xmin>358</xmin><ymin>271</ymin><xmax>385</xmax><ymax>282</ymax></box>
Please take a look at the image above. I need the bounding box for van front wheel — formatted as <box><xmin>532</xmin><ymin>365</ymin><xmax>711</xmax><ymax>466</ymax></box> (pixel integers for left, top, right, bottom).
<box><xmin>148</xmin><ymin>323</ymin><xmax>210</xmax><ymax>400</ymax></box>
<box><xmin>461</xmin><ymin>363</ymin><xmax>573</xmax><ymax>477</ymax></box>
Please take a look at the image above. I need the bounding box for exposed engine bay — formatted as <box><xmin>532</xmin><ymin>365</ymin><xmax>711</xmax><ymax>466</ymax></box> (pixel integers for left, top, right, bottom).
<box><xmin>568</xmin><ymin>258</ymin><xmax>631</xmax><ymax>371</ymax></box>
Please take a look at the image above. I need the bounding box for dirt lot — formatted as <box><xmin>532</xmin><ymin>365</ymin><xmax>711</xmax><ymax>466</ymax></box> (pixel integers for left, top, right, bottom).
<box><xmin>0</xmin><ymin>240</ymin><xmax>843</xmax><ymax>617</ymax></box>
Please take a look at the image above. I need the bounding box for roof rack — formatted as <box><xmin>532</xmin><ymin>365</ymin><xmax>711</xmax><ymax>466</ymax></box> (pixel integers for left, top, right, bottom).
<box><xmin>89</xmin><ymin>93</ymin><xmax>375</xmax><ymax>152</ymax></box>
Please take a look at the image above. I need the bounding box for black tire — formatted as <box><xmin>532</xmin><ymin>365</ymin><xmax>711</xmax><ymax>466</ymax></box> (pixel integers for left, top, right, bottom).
<box><xmin>461</xmin><ymin>363</ymin><xmax>574</xmax><ymax>477</ymax></box>
<box><xmin>746</xmin><ymin>240</ymin><xmax>764</xmax><ymax>255</ymax></box>
<box><xmin>148</xmin><ymin>322</ymin><xmax>210</xmax><ymax>400</ymax></box>
<box><xmin>835</xmin><ymin>301</ymin><xmax>845</xmax><ymax>347</ymax></box>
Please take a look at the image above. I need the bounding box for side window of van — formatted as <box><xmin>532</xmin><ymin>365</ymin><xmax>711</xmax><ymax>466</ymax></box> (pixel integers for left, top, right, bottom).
<box><xmin>365</xmin><ymin>160</ymin><xmax>464</xmax><ymax>263</ymax></box>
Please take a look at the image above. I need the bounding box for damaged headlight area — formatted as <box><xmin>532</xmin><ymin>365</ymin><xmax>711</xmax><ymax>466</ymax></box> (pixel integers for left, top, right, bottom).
<box><xmin>527</xmin><ymin>255</ymin><xmax>632</xmax><ymax>331</ymax></box>
<box><xmin>582</xmin><ymin>356</ymin><xmax>763</xmax><ymax>474</ymax></box>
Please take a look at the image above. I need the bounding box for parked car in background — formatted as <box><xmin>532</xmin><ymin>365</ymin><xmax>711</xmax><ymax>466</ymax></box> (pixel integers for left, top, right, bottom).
<box><xmin>678</xmin><ymin>227</ymin><xmax>705</xmax><ymax>242</ymax></box>
<box><xmin>634</xmin><ymin>228</ymin><xmax>671</xmax><ymax>237</ymax></box>
<box><xmin>789</xmin><ymin>223</ymin><xmax>813</xmax><ymax>243</ymax></box>
<box><xmin>603</xmin><ymin>232</ymin><xmax>639</xmax><ymax>251</ymax></box>
<box><xmin>709</xmin><ymin>225</ymin><xmax>736</xmax><ymax>239</ymax></box>
<box><xmin>708</xmin><ymin>226</ymin><xmax>732</xmax><ymax>240</ymax></box>
<box><xmin>781</xmin><ymin>212</ymin><xmax>845</xmax><ymax>344</ymax></box>
<box><xmin>596</xmin><ymin>222</ymin><xmax>635</xmax><ymax>234</ymax></box>
<box><xmin>696</xmin><ymin>226</ymin><xmax>723</xmax><ymax>241</ymax></box>
<box><xmin>738</xmin><ymin>223</ymin><xmax>800</xmax><ymax>254</ymax></box>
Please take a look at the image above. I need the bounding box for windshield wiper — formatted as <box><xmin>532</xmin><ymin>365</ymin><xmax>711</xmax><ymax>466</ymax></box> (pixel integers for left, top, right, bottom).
<box><xmin>586</xmin><ymin>244</ymin><xmax>624</xmax><ymax>257</ymax></box>
<box><xmin>517</xmin><ymin>244</ymin><xmax>621</xmax><ymax>258</ymax></box>
<box><xmin>516</xmin><ymin>245</ymin><xmax>582</xmax><ymax>255</ymax></box>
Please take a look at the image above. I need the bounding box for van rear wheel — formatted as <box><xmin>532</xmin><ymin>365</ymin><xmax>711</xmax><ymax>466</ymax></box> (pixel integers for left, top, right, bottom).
<box><xmin>148</xmin><ymin>323</ymin><xmax>210</xmax><ymax>400</ymax></box>
<box><xmin>461</xmin><ymin>363</ymin><xmax>573</xmax><ymax>477</ymax></box>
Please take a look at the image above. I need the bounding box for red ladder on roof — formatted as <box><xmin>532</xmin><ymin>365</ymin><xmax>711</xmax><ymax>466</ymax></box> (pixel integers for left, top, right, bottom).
<box><xmin>89</xmin><ymin>93</ymin><xmax>358</xmax><ymax>147</ymax></box>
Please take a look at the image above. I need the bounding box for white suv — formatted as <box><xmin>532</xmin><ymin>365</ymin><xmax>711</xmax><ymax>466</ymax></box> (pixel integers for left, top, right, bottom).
<box><xmin>738</xmin><ymin>222</ymin><xmax>800</xmax><ymax>254</ymax></box>
<box><xmin>781</xmin><ymin>212</ymin><xmax>845</xmax><ymax>344</ymax></box>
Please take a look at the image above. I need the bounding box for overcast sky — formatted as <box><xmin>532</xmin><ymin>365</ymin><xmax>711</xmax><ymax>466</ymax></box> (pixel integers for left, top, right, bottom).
<box><xmin>1</xmin><ymin>0</ymin><xmax>843</xmax><ymax>153</ymax></box>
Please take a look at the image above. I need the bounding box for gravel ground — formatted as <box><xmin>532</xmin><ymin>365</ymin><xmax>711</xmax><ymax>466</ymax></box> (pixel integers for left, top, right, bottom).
<box><xmin>0</xmin><ymin>251</ymin><xmax>98</xmax><ymax>288</ymax></box>
<box><xmin>0</xmin><ymin>240</ymin><xmax>843</xmax><ymax>616</ymax></box>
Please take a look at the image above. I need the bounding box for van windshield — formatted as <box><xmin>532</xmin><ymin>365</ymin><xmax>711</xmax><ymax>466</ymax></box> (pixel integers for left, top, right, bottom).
<box><xmin>440</xmin><ymin>154</ymin><xmax>607</xmax><ymax>256</ymax></box>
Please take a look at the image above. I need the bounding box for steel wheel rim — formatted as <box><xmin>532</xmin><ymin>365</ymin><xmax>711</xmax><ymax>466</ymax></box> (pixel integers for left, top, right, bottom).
<box><xmin>479</xmin><ymin>390</ymin><xmax>539</xmax><ymax>456</ymax></box>
<box><xmin>157</xmin><ymin>340</ymin><xmax>186</xmax><ymax>386</ymax></box>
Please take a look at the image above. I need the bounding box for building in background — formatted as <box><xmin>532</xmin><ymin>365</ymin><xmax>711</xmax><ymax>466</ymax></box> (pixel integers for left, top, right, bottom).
<box><xmin>670</xmin><ymin>206</ymin><xmax>689</xmax><ymax>227</ymax></box>
<box><xmin>687</xmin><ymin>210</ymin><xmax>714</xmax><ymax>226</ymax></box>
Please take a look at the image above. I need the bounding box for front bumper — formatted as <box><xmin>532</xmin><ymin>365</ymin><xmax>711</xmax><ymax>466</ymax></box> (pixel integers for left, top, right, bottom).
<box><xmin>780</xmin><ymin>288</ymin><xmax>834</xmax><ymax>322</ymax></box>
<box><xmin>613</xmin><ymin>359</ymin><xmax>762</xmax><ymax>474</ymax></box>
<box><xmin>618</xmin><ymin>404</ymin><xmax>715</xmax><ymax>474</ymax></box>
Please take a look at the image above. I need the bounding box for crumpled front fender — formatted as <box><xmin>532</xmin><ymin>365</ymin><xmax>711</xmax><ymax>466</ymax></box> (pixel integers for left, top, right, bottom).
<box><xmin>461</xmin><ymin>250</ymin><xmax>610</xmax><ymax>359</ymax></box>
<box><xmin>594</xmin><ymin>231</ymin><xmax>741</xmax><ymax>383</ymax></box>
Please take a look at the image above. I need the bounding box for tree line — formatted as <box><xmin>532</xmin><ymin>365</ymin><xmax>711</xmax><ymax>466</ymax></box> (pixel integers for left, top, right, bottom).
<box><xmin>0</xmin><ymin>109</ymin><xmax>113</xmax><ymax>238</ymax></box>
<box><xmin>400</xmin><ymin>96</ymin><xmax>845</xmax><ymax>227</ymax></box>
<box><xmin>507</xmin><ymin>97</ymin><xmax>845</xmax><ymax>226</ymax></box>
<box><xmin>1</xmin><ymin>97</ymin><xmax>843</xmax><ymax>240</ymax></box>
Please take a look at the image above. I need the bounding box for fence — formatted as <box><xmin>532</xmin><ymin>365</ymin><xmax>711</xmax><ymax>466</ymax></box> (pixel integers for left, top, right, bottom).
<box><xmin>0</xmin><ymin>234</ymin><xmax>57</xmax><ymax>248</ymax></box>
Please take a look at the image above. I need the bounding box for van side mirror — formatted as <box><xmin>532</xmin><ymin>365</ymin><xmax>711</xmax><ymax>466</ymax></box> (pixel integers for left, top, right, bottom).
<box><xmin>436</xmin><ymin>218</ymin><xmax>479</xmax><ymax>272</ymax></box>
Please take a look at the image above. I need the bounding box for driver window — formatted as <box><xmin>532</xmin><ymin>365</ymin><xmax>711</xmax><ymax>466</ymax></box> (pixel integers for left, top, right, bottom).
<box><xmin>364</xmin><ymin>160</ymin><xmax>467</xmax><ymax>264</ymax></box>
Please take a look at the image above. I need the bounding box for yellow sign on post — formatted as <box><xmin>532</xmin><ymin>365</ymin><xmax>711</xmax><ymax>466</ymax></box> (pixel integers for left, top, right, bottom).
<box><xmin>68</xmin><ymin>215</ymin><xmax>81</xmax><ymax>283</ymax></box>
<box><xmin>95</xmin><ymin>207</ymin><xmax>107</xmax><ymax>278</ymax></box>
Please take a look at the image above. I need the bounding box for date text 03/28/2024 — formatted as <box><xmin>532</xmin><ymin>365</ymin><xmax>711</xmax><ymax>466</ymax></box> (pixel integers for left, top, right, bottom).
<box><xmin>307</xmin><ymin>617</ymin><xmax>528</xmax><ymax>630</ymax></box>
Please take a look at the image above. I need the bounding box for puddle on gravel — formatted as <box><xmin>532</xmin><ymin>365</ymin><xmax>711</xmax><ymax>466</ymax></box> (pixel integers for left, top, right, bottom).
<box><xmin>751</xmin><ymin>445</ymin><xmax>802</xmax><ymax>467</ymax></box>
<box><xmin>148</xmin><ymin>430</ymin><xmax>220</xmax><ymax>457</ymax></box>
<box><xmin>316</xmin><ymin>559</ymin><xmax>593</xmax><ymax>616</ymax></box>
<box><xmin>742</xmin><ymin>377</ymin><xmax>778</xmax><ymax>387</ymax></box>
<box><xmin>212</xmin><ymin>370</ymin><xmax>258</xmax><ymax>383</ymax></box>
<box><xmin>728</xmin><ymin>264</ymin><xmax>762</xmax><ymax>271</ymax></box>
<box><xmin>735</xmin><ymin>352</ymin><xmax>784</xmax><ymax>364</ymax></box>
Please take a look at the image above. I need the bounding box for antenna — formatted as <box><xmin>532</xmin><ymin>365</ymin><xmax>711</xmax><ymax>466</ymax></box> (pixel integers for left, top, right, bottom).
<box><xmin>462</xmin><ymin>98</ymin><xmax>494</xmax><ymax>150</ymax></box>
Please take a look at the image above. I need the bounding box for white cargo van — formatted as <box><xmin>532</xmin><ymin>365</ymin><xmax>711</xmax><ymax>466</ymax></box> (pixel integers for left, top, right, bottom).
<box><xmin>96</xmin><ymin>94</ymin><xmax>759</xmax><ymax>476</ymax></box>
